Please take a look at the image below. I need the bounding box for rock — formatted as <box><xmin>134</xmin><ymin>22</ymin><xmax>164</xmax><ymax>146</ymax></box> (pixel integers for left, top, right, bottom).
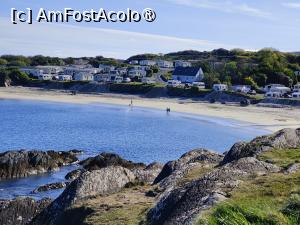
<box><xmin>132</xmin><ymin>162</ymin><xmax>163</xmax><ymax>184</ymax></box>
<box><xmin>0</xmin><ymin>150</ymin><xmax>79</xmax><ymax>180</ymax></box>
<box><xmin>153</xmin><ymin>149</ymin><xmax>223</xmax><ymax>188</ymax></box>
<box><xmin>285</xmin><ymin>163</ymin><xmax>300</xmax><ymax>174</ymax></box>
<box><xmin>222</xmin><ymin>128</ymin><xmax>300</xmax><ymax>165</ymax></box>
<box><xmin>32</xmin><ymin>182</ymin><xmax>70</xmax><ymax>193</ymax></box>
<box><xmin>79</xmin><ymin>152</ymin><xmax>146</xmax><ymax>171</ymax></box>
<box><xmin>65</xmin><ymin>168</ymin><xmax>86</xmax><ymax>180</ymax></box>
<box><xmin>32</xmin><ymin>166</ymin><xmax>135</xmax><ymax>225</ymax></box>
<box><xmin>147</xmin><ymin>157</ymin><xmax>279</xmax><ymax>225</ymax></box>
<box><xmin>0</xmin><ymin>197</ymin><xmax>51</xmax><ymax>225</ymax></box>
<box><xmin>68</xmin><ymin>149</ymin><xmax>84</xmax><ymax>155</ymax></box>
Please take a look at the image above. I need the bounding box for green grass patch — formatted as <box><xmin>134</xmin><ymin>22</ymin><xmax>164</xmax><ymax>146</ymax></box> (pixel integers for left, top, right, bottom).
<box><xmin>197</xmin><ymin>170</ymin><xmax>300</xmax><ymax>225</ymax></box>
<box><xmin>258</xmin><ymin>149</ymin><xmax>300</xmax><ymax>169</ymax></box>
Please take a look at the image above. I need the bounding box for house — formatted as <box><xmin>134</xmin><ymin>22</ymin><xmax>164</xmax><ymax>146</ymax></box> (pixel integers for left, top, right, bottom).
<box><xmin>263</xmin><ymin>84</ymin><xmax>291</xmax><ymax>94</ymax></box>
<box><xmin>73</xmin><ymin>72</ymin><xmax>94</xmax><ymax>81</ymax></box>
<box><xmin>293</xmin><ymin>83</ymin><xmax>300</xmax><ymax>92</ymax></box>
<box><xmin>292</xmin><ymin>92</ymin><xmax>300</xmax><ymax>98</ymax></box>
<box><xmin>174</xmin><ymin>61</ymin><xmax>191</xmax><ymax>68</ymax></box>
<box><xmin>213</xmin><ymin>84</ymin><xmax>228</xmax><ymax>92</ymax></box>
<box><xmin>156</xmin><ymin>60</ymin><xmax>173</xmax><ymax>68</ymax></box>
<box><xmin>128</xmin><ymin>68</ymin><xmax>147</xmax><ymax>78</ymax></box>
<box><xmin>230</xmin><ymin>85</ymin><xmax>251</xmax><ymax>93</ymax></box>
<box><xmin>64</xmin><ymin>66</ymin><xmax>100</xmax><ymax>76</ymax></box>
<box><xmin>36</xmin><ymin>66</ymin><xmax>62</xmax><ymax>74</ymax></box>
<box><xmin>99</xmin><ymin>64</ymin><xmax>115</xmax><ymax>73</ymax></box>
<box><xmin>172</xmin><ymin>67</ymin><xmax>204</xmax><ymax>83</ymax></box>
<box><xmin>38</xmin><ymin>74</ymin><xmax>53</xmax><ymax>80</ymax></box>
<box><xmin>58</xmin><ymin>75</ymin><xmax>72</xmax><ymax>81</ymax></box>
<box><xmin>294</xmin><ymin>71</ymin><xmax>300</xmax><ymax>76</ymax></box>
<box><xmin>117</xmin><ymin>68</ymin><xmax>128</xmax><ymax>75</ymax></box>
<box><xmin>94</xmin><ymin>73</ymin><xmax>111</xmax><ymax>82</ymax></box>
<box><xmin>139</xmin><ymin>60</ymin><xmax>156</xmax><ymax>66</ymax></box>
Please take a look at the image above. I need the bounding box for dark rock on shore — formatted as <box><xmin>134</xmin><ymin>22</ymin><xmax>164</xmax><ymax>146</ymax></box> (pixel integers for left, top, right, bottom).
<box><xmin>0</xmin><ymin>197</ymin><xmax>51</xmax><ymax>225</ymax></box>
<box><xmin>148</xmin><ymin>157</ymin><xmax>279</xmax><ymax>225</ymax></box>
<box><xmin>32</xmin><ymin>182</ymin><xmax>70</xmax><ymax>194</ymax></box>
<box><xmin>222</xmin><ymin>128</ymin><xmax>300</xmax><ymax>165</ymax></box>
<box><xmin>0</xmin><ymin>150</ymin><xmax>79</xmax><ymax>180</ymax></box>
<box><xmin>65</xmin><ymin>168</ymin><xmax>86</xmax><ymax>180</ymax></box>
<box><xmin>79</xmin><ymin>152</ymin><xmax>146</xmax><ymax>170</ymax></box>
<box><xmin>31</xmin><ymin>166</ymin><xmax>136</xmax><ymax>225</ymax></box>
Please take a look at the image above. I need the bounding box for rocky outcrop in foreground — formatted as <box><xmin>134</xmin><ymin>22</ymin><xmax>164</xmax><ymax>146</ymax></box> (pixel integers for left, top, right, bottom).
<box><xmin>222</xmin><ymin>128</ymin><xmax>300</xmax><ymax>164</ymax></box>
<box><xmin>5</xmin><ymin>128</ymin><xmax>299</xmax><ymax>225</ymax></box>
<box><xmin>0</xmin><ymin>150</ymin><xmax>79</xmax><ymax>180</ymax></box>
<box><xmin>0</xmin><ymin>197</ymin><xmax>51</xmax><ymax>225</ymax></box>
<box><xmin>31</xmin><ymin>166</ymin><xmax>136</xmax><ymax>225</ymax></box>
<box><xmin>148</xmin><ymin>157</ymin><xmax>279</xmax><ymax>225</ymax></box>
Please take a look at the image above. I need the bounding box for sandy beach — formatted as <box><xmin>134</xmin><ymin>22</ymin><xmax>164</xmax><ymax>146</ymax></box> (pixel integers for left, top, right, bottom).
<box><xmin>1</xmin><ymin>86</ymin><xmax>300</xmax><ymax>132</ymax></box>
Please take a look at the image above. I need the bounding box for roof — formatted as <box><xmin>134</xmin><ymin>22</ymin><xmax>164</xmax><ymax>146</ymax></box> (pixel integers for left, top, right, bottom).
<box><xmin>172</xmin><ymin>67</ymin><xmax>202</xmax><ymax>77</ymax></box>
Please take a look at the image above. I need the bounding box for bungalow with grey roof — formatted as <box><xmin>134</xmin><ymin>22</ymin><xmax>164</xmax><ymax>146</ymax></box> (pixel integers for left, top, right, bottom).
<box><xmin>172</xmin><ymin>67</ymin><xmax>204</xmax><ymax>83</ymax></box>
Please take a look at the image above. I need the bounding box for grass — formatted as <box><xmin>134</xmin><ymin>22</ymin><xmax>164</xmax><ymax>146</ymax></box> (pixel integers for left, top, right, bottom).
<box><xmin>70</xmin><ymin>185</ymin><xmax>154</xmax><ymax>225</ymax></box>
<box><xmin>258</xmin><ymin>149</ymin><xmax>300</xmax><ymax>169</ymax></box>
<box><xmin>177</xmin><ymin>165</ymin><xmax>215</xmax><ymax>187</ymax></box>
<box><xmin>197</xmin><ymin>149</ymin><xmax>300</xmax><ymax>225</ymax></box>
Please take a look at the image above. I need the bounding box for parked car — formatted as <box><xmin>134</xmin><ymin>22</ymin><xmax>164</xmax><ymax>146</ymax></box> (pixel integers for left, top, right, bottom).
<box><xmin>192</xmin><ymin>82</ymin><xmax>205</xmax><ymax>89</ymax></box>
<box><xmin>167</xmin><ymin>80</ymin><xmax>182</xmax><ymax>87</ymax></box>
<box><xmin>123</xmin><ymin>77</ymin><xmax>131</xmax><ymax>83</ymax></box>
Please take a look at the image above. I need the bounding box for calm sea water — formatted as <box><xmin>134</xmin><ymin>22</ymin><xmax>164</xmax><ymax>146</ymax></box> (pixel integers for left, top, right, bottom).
<box><xmin>0</xmin><ymin>99</ymin><xmax>268</xmax><ymax>199</ymax></box>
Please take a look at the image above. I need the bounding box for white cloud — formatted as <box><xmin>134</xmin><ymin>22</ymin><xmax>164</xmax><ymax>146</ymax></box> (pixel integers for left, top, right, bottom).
<box><xmin>0</xmin><ymin>17</ymin><xmax>239</xmax><ymax>59</ymax></box>
<box><xmin>282</xmin><ymin>2</ymin><xmax>300</xmax><ymax>9</ymax></box>
<box><xmin>166</xmin><ymin>0</ymin><xmax>271</xmax><ymax>18</ymax></box>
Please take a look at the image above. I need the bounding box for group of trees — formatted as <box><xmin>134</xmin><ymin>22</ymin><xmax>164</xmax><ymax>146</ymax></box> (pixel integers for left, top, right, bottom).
<box><xmin>196</xmin><ymin>49</ymin><xmax>300</xmax><ymax>89</ymax></box>
<box><xmin>0</xmin><ymin>68</ymin><xmax>30</xmax><ymax>86</ymax></box>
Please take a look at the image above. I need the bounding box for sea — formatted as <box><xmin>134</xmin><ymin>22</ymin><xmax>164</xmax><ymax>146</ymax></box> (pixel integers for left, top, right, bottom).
<box><xmin>0</xmin><ymin>99</ymin><xmax>269</xmax><ymax>199</ymax></box>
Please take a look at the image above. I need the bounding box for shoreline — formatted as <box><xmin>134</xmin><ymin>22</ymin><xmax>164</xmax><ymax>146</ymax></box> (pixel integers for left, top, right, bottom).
<box><xmin>1</xmin><ymin>86</ymin><xmax>300</xmax><ymax>132</ymax></box>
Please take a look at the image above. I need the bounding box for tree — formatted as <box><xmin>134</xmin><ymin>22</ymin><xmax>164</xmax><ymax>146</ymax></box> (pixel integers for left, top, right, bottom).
<box><xmin>244</xmin><ymin>77</ymin><xmax>259</xmax><ymax>90</ymax></box>
<box><xmin>203</xmin><ymin>72</ymin><xmax>220</xmax><ymax>88</ymax></box>
<box><xmin>0</xmin><ymin>58</ymin><xmax>8</xmax><ymax>65</ymax></box>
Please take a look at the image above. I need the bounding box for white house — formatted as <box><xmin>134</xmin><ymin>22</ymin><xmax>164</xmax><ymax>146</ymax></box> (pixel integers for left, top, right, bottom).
<box><xmin>293</xmin><ymin>83</ymin><xmax>300</xmax><ymax>92</ymax></box>
<box><xmin>38</xmin><ymin>74</ymin><xmax>53</xmax><ymax>80</ymax></box>
<box><xmin>58</xmin><ymin>75</ymin><xmax>72</xmax><ymax>81</ymax></box>
<box><xmin>230</xmin><ymin>85</ymin><xmax>251</xmax><ymax>93</ymax></box>
<box><xmin>73</xmin><ymin>73</ymin><xmax>94</xmax><ymax>81</ymax></box>
<box><xmin>156</xmin><ymin>60</ymin><xmax>173</xmax><ymax>68</ymax></box>
<box><xmin>139</xmin><ymin>60</ymin><xmax>156</xmax><ymax>66</ymax></box>
<box><xmin>64</xmin><ymin>66</ymin><xmax>101</xmax><ymax>76</ymax></box>
<box><xmin>174</xmin><ymin>61</ymin><xmax>191</xmax><ymax>68</ymax></box>
<box><xmin>263</xmin><ymin>84</ymin><xmax>291</xmax><ymax>94</ymax></box>
<box><xmin>99</xmin><ymin>64</ymin><xmax>115</xmax><ymax>73</ymax></box>
<box><xmin>213</xmin><ymin>84</ymin><xmax>228</xmax><ymax>92</ymax></box>
<box><xmin>94</xmin><ymin>73</ymin><xmax>111</xmax><ymax>82</ymax></box>
<box><xmin>172</xmin><ymin>67</ymin><xmax>204</xmax><ymax>83</ymax></box>
<box><xmin>292</xmin><ymin>92</ymin><xmax>300</xmax><ymax>98</ymax></box>
<box><xmin>128</xmin><ymin>68</ymin><xmax>147</xmax><ymax>78</ymax></box>
<box><xmin>36</xmin><ymin>66</ymin><xmax>62</xmax><ymax>74</ymax></box>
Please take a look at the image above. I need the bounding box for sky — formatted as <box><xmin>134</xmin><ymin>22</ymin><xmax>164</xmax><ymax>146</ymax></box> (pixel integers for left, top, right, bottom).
<box><xmin>0</xmin><ymin>0</ymin><xmax>300</xmax><ymax>59</ymax></box>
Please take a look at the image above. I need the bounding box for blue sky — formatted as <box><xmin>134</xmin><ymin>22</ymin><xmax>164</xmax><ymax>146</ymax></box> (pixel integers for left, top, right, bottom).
<box><xmin>1</xmin><ymin>0</ymin><xmax>300</xmax><ymax>59</ymax></box>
